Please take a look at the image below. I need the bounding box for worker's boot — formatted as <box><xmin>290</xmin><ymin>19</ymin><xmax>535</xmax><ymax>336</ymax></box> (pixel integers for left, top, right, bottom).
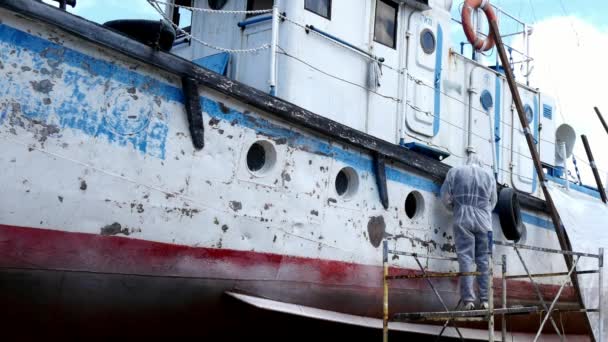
<box><xmin>480</xmin><ymin>302</ymin><xmax>489</xmax><ymax>310</ymax></box>
<box><xmin>463</xmin><ymin>302</ymin><xmax>475</xmax><ymax>310</ymax></box>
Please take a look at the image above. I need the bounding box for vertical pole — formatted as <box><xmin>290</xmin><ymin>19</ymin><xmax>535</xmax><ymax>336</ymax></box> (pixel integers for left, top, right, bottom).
<box><xmin>488</xmin><ymin>231</ymin><xmax>495</xmax><ymax>342</ymax></box>
<box><xmin>524</xmin><ymin>24</ymin><xmax>530</xmax><ymax>86</ymax></box>
<box><xmin>600</xmin><ymin>248</ymin><xmax>604</xmax><ymax>342</ymax></box>
<box><xmin>269</xmin><ymin>0</ymin><xmax>280</xmax><ymax>96</ymax></box>
<box><xmin>581</xmin><ymin>135</ymin><xmax>608</xmax><ymax>203</ymax></box>
<box><xmin>502</xmin><ymin>254</ymin><xmax>507</xmax><ymax>342</ymax></box>
<box><xmin>594</xmin><ymin>107</ymin><xmax>608</xmax><ymax>137</ymax></box>
<box><xmin>383</xmin><ymin>240</ymin><xmax>389</xmax><ymax>342</ymax></box>
<box><xmin>559</xmin><ymin>142</ymin><xmax>569</xmax><ymax>190</ymax></box>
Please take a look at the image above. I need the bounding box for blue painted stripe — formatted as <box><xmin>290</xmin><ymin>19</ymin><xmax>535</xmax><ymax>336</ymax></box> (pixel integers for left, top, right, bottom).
<box><xmin>532</xmin><ymin>96</ymin><xmax>539</xmax><ymax>192</ymax></box>
<box><xmin>522</xmin><ymin>212</ymin><xmax>553</xmax><ymax>230</ymax></box>
<box><xmin>433</xmin><ymin>24</ymin><xmax>443</xmax><ymax>136</ymax></box>
<box><xmin>0</xmin><ymin>22</ymin><xmax>559</xmax><ymax>231</ymax></box>
<box><xmin>494</xmin><ymin>76</ymin><xmax>501</xmax><ymax>178</ymax></box>
<box><xmin>546</xmin><ymin>175</ymin><xmax>601</xmax><ymax>199</ymax></box>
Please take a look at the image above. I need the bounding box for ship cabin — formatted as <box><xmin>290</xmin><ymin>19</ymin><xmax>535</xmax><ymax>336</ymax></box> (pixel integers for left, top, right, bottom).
<box><xmin>162</xmin><ymin>0</ymin><xmax>561</xmax><ymax>197</ymax></box>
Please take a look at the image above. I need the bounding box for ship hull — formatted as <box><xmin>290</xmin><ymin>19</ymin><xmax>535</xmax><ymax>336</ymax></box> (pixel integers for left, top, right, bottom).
<box><xmin>0</xmin><ymin>2</ymin><xmax>590</xmax><ymax>340</ymax></box>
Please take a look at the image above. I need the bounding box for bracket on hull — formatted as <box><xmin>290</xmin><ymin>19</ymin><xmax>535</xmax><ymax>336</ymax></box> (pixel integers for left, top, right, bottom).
<box><xmin>182</xmin><ymin>76</ymin><xmax>205</xmax><ymax>150</ymax></box>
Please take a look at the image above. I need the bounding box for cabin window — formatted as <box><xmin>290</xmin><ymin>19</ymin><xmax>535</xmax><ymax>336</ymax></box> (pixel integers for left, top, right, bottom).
<box><xmin>374</xmin><ymin>0</ymin><xmax>398</xmax><ymax>49</ymax></box>
<box><xmin>208</xmin><ymin>0</ymin><xmax>228</xmax><ymax>10</ymax></box>
<box><xmin>172</xmin><ymin>0</ymin><xmax>193</xmax><ymax>35</ymax></box>
<box><xmin>305</xmin><ymin>0</ymin><xmax>331</xmax><ymax>19</ymax></box>
<box><xmin>246</xmin><ymin>0</ymin><xmax>273</xmax><ymax>17</ymax></box>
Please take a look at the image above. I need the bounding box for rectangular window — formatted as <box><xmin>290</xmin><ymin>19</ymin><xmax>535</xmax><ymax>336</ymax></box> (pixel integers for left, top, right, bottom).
<box><xmin>374</xmin><ymin>0</ymin><xmax>398</xmax><ymax>48</ymax></box>
<box><xmin>305</xmin><ymin>0</ymin><xmax>331</xmax><ymax>19</ymax></box>
<box><xmin>246</xmin><ymin>0</ymin><xmax>274</xmax><ymax>17</ymax></box>
<box><xmin>172</xmin><ymin>0</ymin><xmax>193</xmax><ymax>35</ymax></box>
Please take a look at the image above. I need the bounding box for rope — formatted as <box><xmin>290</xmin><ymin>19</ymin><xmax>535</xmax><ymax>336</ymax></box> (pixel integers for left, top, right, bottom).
<box><xmin>146</xmin><ymin>1</ymin><xmax>271</xmax><ymax>53</ymax></box>
<box><xmin>149</xmin><ymin>0</ymin><xmax>273</xmax><ymax>14</ymax></box>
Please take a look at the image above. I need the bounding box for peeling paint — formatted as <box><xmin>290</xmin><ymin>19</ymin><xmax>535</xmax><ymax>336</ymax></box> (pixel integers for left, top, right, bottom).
<box><xmin>229</xmin><ymin>201</ymin><xmax>242</xmax><ymax>212</ymax></box>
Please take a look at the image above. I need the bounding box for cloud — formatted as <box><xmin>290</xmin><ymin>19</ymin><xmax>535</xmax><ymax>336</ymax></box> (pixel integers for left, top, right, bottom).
<box><xmin>513</xmin><ymin>16</ymin><xmax>608</xmax><ymax>187</ymax></box>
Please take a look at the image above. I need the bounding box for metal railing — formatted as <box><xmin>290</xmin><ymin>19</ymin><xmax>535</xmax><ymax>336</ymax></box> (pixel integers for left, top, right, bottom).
<box><xmin>382</xmin><ymin>236</ymin><xmax>604</xmax><ymax>342</ymax></box>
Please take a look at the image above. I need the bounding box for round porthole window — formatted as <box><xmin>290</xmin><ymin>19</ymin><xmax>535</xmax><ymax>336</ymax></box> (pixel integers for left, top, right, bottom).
<box><xmin>405</xmin><ymin>191</ymin><xmax>425</xmax><ymax>219</ymax></box>
<box><xmin>246</xmin><ymin>140</ymin><xmax>276</xmax><ymax>175</ymax></box>
<box><xmin>208</xmin><ymin>0</ymin><xmax>228</xmax><ymax>10</ymax></box>
<box><xmin>335</xmin><ymin>167</ymin><xmax>359</xmax><ymax>199</ymax></box>
<box><xmin>420</xmin><ymin>29</ymin><xmax>436</xmax><ymax>54</ymax></box>
<box><xmin>524</xmin><ymin>104</ymin><xmax>534</xmax><ymax>126</ymax></box>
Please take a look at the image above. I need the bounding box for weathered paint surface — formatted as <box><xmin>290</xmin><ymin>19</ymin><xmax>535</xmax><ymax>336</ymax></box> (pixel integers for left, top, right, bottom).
<box><xmin>0</xmin><ymin>7</ymin><xmax>585</xmax><ymax>337</ymax></box>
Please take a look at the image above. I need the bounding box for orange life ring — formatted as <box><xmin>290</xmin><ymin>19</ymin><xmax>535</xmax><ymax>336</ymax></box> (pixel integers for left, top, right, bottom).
<box><xmin>461</xmin><ymin>0</ymin><xmax>498</xmax><ymax>52</ymax></box>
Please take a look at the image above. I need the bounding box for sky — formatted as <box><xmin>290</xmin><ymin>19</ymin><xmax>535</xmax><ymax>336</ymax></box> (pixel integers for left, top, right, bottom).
<box><xmin>43</xmin><ymin>0</ymin><xmax>608</xmax><ymax>187</ymax></box>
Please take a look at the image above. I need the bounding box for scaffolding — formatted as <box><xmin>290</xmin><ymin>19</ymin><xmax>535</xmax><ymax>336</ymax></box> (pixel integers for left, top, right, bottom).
<box><xmin>382</xmin><ymin>235</ymin><xmax>604</xmax><ymax>342</ymax></box>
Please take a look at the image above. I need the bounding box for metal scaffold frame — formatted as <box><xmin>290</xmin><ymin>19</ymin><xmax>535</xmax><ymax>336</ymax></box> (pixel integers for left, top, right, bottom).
<box><xmin>382</xmin><ymin>237</ymin><xmax>604</xmax><ymax>342</ymax></box>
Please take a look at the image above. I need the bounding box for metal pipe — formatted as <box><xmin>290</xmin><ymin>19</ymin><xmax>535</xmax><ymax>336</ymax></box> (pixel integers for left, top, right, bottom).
<box><xmin>467</xmin><ymin>67</ymin><xmax>481</xmax><ymax>155</ymax></box>
<box><xmin>506</xmin><ymin>269</ymin><xmax>599</xmax><ymax>279</ymax></box>
<box><xmin>387</xmin><ymin>271</ymin><xmax>481</xmax><ymax>280</ymax></box>
<box><xmin>268</xmin><ymin>0</ymin><xmax>280</xmax><ymax>96</ymax></box>
<box><xmin>560</xmin><ymin>142</ymin><xmax>569</xmax><ymax>190</ymax></box>
<box><xmin>488</xmin><ymin>231</ymin><xmax>494</xmax><ymax>342</ymax></box>
<box><xmin>533</xmin><ymin>256</ymin><xmax>581</xmax><ymax>342</ymax></box>
<box><xmin>594</xmin><ymin>107</ymin><xmax>608</xmax><ymax>137</ymax></box>
<box><xmin>383</xmin><ymin>240</ymin><xmax>389</xmax><ymax>342</ymax></box>
<box><xmin>388</xmin><ymin>250</ymin><xmax>458</xmax><ymax>261</ymax></box>
<box><xmin>600</xmin><ymin>248</ymin><xmax>604</xmax><ymax>342</ymax></box>
<box><xmin>237</xmin><ymin>15</ymin><xmax>272</xmax><ymax>29</ymax></box>
<box><xmin>306</xmin><ymin>25</ymin><xmax>379</xmax><ymax>61</ymax></box>
<box><xmin>502</xmin><ymin>255</ymin><xmax>507</xmax><ymax>342</ymax></box>
<box><xmin>495</xmin><ymin>241</ymin><xmax>601</xmax><ymax>258</ymax></box>
<box><xmin>581</xmin><ymin>135</ymin><xmax>608</xmax><ymax>203</ymax></box>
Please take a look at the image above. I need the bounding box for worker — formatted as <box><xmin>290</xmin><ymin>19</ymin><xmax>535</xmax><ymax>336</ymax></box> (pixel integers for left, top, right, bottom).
<box><xmin>440</xmin><ymin>153</ymin><xmax>497</xmax><ymax>310</ymax></box>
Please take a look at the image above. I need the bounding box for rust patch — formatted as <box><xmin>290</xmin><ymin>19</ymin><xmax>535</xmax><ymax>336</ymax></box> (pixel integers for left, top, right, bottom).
<box><xmin>209</xmin><ymin>118</ymin><xmax>220</xmax><ymax>127</ymax></box>
<box><xmin>229</xmin><ymin>201</ymin><xmax>242</xmax><ymax>212</ymax></box>
<box><xmin>367</xmin><ymin>216</ymin><xmax>386</xmax><ymax>248</ymax></box>
<box><xmin>221</xmin><ymin>225</ymin><xmax>229</xmax><ymax>233</ymax></box>
<box><xmin>80</xmin><ymin>180</ymin><xmax>87</xmax><ymax>191</ymax></box>
<box><xmin>30</xmin><ymin>79</ymin><xmax>54</xmax><ymax>94</ymax></box>
<box><xmin>275</xmin><ymin>137</ymin><xmax>287</xmax><ymax>145</ymax></box>
<box><xmin>310</xmin><ymin>210</ymin><xmax>319</xmax><ymax>216</ymax></box>
<box><xmin>281</xmin><ymin>170</ymin><xmax>291</xmax><ymax>182</ymax></box>
<box><xmin>218</xmin><ymin>102</ymin><xmax>230</xmax><ymax>114</ymax></box>
<box><xmin>100</xmin><ymin>223</ymin><xmax>129</xmax><ymax>236</ymax></box>
<box><xmin>264</xmin><ymin>203</ymin><xmax>272</xmax><ymax>210</ymax></box>
<box><xmin>57</xmin><ymin>196</ymin><xmax>63</xmax><ymax>203</ymax></box>
<box><xmin>131</xmin><ymin>203</ymin><xmax>145</xmax><ymax>214</ymax></box>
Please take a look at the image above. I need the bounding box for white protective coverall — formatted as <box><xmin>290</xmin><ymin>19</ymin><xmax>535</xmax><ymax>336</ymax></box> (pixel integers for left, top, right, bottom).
<box><xmin>440</xmin><ymin>154</ymin><xmax>498</xmax><ymax>304</ymax></box>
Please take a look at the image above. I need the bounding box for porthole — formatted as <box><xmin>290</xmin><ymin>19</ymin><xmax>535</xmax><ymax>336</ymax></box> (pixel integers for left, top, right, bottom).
<box><xmin>524</xmin><ymin>104</ymin><xmax>534</xmax><ymax>126</ymax></box>
<box><xmin>335</xmin><ymin>167</ymin><xmax>359</xmax><ymax>199</ymax></box>
<box><xmin>208</xmin><ymin>0</ymin><xmax>228</xmax><ymax>10</ymax></box>
<box><xmin>246</xmin><ymin>140</ymin><xmax>276</xmax><ymax>175</ymax></box>
<box><xmin>405</xmin><ymin>191</ymin><xmax>425</xmax><ymax>219</ymax></box>
<box><xmin>420</xmin><ymin>29</ymin><xmax>436</xmax><ymax>54</ymax></box>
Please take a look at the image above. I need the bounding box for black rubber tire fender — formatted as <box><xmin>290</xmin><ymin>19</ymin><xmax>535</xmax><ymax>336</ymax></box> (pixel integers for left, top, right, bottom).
<box><xmin>103</xmin><ymin>19</ymin><xmax>176</xmax><ymax>52</ymax></box>
<box><xmin>497</xmin><ymin>188</ymin><xmax>524</xmax><ymax>241</ymax></box>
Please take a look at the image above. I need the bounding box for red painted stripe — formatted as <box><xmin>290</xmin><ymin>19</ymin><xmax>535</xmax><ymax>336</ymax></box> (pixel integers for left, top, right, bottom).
<box><xmin>0</xmin><ymin>224</ymin><xmax>576</xmax><ymax>301</ymax></box>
